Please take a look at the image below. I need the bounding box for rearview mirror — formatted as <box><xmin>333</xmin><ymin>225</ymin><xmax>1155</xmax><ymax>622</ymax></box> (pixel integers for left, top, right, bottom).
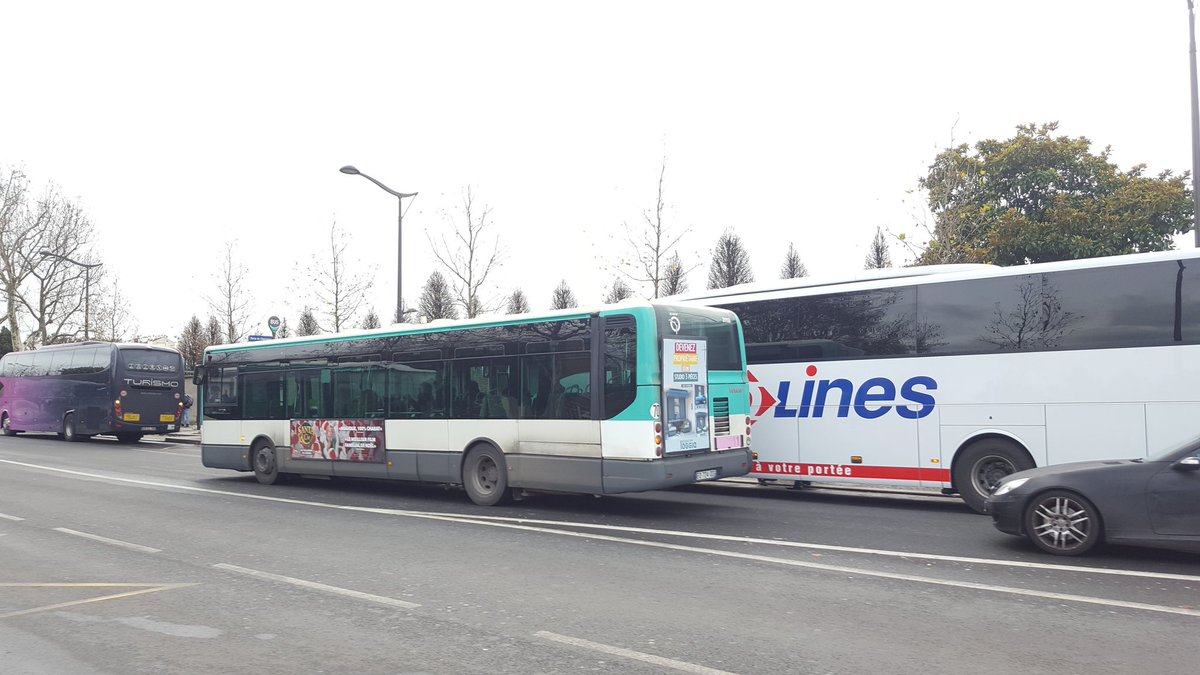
<box><xmin>192</xmin><ymin>365</ymin><xmax>206</xmax><ymax>386</ymax></box>
<box><xmin>1173</xmin><ymin>456</ymin><xmax>1200</xmax><ymax>472</ymax></box>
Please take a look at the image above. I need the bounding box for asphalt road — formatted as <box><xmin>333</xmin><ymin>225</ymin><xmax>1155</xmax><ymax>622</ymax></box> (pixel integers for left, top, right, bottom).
<box><xmin>2</xmin><ymin>433</ymin><xmax>1198</xmax><ymax>675</ymax></box>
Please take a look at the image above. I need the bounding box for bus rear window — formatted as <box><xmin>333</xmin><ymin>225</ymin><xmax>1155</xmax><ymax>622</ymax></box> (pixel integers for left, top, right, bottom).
<box><xmin>656</xmin><ymin>306</ymin><xmax>744</xmax><ymax>371</ymax></box>
<box><xmin>121</xmin><ymin>349</ymin><xmax>181</xmax><ymax>374</ymax></box>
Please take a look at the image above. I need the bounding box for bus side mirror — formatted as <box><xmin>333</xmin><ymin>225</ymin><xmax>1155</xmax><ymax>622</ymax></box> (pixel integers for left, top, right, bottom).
<box><xmin>192</xmin><ymin>366</ymin><xmax>206</xmax><ymax>386</ymax></box>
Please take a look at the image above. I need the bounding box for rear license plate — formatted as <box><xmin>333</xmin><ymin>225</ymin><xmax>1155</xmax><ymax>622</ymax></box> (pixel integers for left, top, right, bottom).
<box><xmin>715</xmin><ymin>435</ymin><xmax>743</xmax><ymax>450</ymax></box>
<box><xmin>159</xmin><ymin>414</ymin><xmax>175</xmax><ymax>423</ymax></box>
<box><xmin>695</xmin><ymin>468</ymin><xmax>718</xmax><ymax>481</ymax></box>
<box><xmin>142</xmin><ymin>426</ymin><xmax>156</xmax><ymax>431</ymax></box>
<box><xmin>123</xmin><ymin>413</ymin><xmax>140</xmax><ymax>422</ymax></box>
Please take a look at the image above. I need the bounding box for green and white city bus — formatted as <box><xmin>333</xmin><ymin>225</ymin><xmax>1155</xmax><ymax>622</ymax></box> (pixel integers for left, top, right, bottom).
<box><xmin>195</xmin><ymin>302</ymin><xmax>752</xmax><ymax>505</ymax></box>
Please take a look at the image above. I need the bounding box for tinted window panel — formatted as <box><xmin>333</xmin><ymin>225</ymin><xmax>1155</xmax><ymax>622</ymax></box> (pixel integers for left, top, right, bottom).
<box><xmin>387</xmin><ymin>361</ymin><xmax>446</xmax><ymax>419</ymax></box>
<box><xmin>451</xmin><ymin>358</ymin><xmax>518</xmax><ymax>419</ymax></box>
<box><xmin>602</xmin><ymin>315</ymin><xmax>637</xmax><ymax>418</ymax></box>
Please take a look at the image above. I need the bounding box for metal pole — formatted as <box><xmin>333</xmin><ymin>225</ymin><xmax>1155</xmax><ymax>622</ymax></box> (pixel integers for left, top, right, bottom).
<box><xmin>1190</xmin><ymin>0</ymin><xmax>1200</xmax><ymax>246</ymax></box>
<box><xmin>403</xmin><ymin>195</ymin><xmax>408</xmax><ymax>321</ymax></box>
<box><xmin>84</xmin><ymin>266</ymin><xmax>90</xmax><ymax>340</ymax></box>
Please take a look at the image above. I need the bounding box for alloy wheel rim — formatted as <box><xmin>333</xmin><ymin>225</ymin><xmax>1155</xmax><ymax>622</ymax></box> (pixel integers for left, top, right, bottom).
<box><xmin>1031</xmin><ymin>496</ymin><xmax>1091</xmax><ymax>551</ymax></box>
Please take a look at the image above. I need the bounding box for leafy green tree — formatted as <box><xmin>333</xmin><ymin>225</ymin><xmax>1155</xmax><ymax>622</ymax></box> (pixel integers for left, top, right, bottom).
<box><xmin>911</xmin><ymin>122</ymin><xmax>1193</xmax><ymax>265</ymax></box>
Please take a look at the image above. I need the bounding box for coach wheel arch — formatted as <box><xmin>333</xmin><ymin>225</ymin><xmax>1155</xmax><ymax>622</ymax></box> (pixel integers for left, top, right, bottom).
<box><xmin>460</xmin><ymin>441</ymin><xmax>512</xmax><ymax>506</ymax></box>
<box><xmin>951</xmin><ymin>435</ymin><xmax>1035</xmax><ymax>514</ymax></box>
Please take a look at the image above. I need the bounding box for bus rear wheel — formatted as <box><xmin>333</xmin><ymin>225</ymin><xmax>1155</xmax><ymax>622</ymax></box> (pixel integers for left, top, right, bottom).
<box><xmin>63</xmin><ymin>414</ymin><xmax>89</xmax><ymax>442</ymax></box>
<box><xmin>252</xmin><ymin>442</ymin><xmax>282</xmax><ymax>485</ymax></box>
<box><xmin>954</xmin><ymin>437</ymin><xmax>1034</xmax><ymax>514</ymax></box>
<box><xmin>462</xmin><ymin>445</ymin><xmax>512</xmax><ymax>506</ymax></box>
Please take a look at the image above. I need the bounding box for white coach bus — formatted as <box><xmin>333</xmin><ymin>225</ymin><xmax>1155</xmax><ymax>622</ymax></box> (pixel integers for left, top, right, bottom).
<box><xmin>683</xmin><ymin>249</ymin><xmax>1200</xmax><ymax>512</ymax></box>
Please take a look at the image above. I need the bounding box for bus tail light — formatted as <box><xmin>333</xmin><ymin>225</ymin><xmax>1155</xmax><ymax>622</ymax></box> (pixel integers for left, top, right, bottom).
<box><xmin>654</xmin><ymin>422</ymin><xmax>662</xmax><ymax>455</ymax></box>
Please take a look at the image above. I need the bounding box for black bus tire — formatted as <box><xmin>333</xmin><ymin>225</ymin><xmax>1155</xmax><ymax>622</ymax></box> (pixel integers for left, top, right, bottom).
<box><xmin>63</xmin><ymin>414</ymin><xmax>89</xmax><ymax>442</ymax></box>
<box><xmin>2</xmin><ymin>413</ymin><xmax>18</xmax><ymax>436</ymax></box>
<box><xmin>252</xmin><ymin>442</ymin><xmax>282</xmax><ymax>485</ymax></box>
<box><xmin>954</xmin><ymin>437</ymin><xmax>1034</xmax><ymax>514</ymax></box>
<box><xmin>462</xmin><ymin>444</ymin><xmax>512</xmax><ymax>506</ymax></box>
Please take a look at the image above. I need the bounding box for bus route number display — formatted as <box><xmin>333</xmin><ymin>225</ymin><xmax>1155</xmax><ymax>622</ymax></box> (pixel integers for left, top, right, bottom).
<box><xmin>662</xmin><ymin>338</ymin><xmax>710</xmax><ymax>454</ymax></box>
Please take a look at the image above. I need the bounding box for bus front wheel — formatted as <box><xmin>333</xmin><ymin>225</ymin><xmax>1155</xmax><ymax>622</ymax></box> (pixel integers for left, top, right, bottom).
<box><xmin>2</xmin><ymin>413</ymin><xmax>18</xmax><ymax>436</ymax></box>
<box><xmin>63</xmin><ymin>414</ymin><xmax>89</xmax><ymax>443</ymax></box>
<box><xmin>953</xmin><ymin>437</ymin><xmax>1034</xmax><ymax>514</ymax></box>
<box><xmin>252</xmin><ymin>442</ymin><xmax>282</xmax><ymax>485</ymax></box>
<box><xmin>462</xmin><ymin>445</ymin><xmax>512</xmax><ymax>506</ymax></box>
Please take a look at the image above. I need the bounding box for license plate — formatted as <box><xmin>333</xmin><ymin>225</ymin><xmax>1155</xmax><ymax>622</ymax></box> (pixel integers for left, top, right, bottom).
<box><xmin>715</xmin><ymin>435</ymin><xmax>743</xmax><ymax>450</ymax></box>
<box><xmin>123</xmin><ymin>413</ymin><xmax>140</xmax><ymax>422</ymax></box>
<box><xmin>695</xmin><ymin>468</ymin><xmax>718</xmax><ymax>481</ymax></box>
<box><xmin>142</xmin><ymin>426</ymin><xmax>156</xmax><ymax>431</ymax></box>
<box><xmin>159</xmin><ymin>414</ymin><xmax>175</xmax><ymax>423</ymax></box>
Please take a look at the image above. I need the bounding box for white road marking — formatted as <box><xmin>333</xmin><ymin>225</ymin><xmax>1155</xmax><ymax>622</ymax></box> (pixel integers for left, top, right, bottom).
<box><xmin>535</xmin><ymin>631</ymin><xmax>737</xmax><ymax>675</ymax></box>
<box><xmin>4</xmin><ymin>458</ymin><xmax>1199</xmax><ymax>617</ymax></box>
<box><xmin>0</xmin><ymin>512</ymin><xmax>25</xmax><ymax>521</ymax></box>
<box><xmin>53</xmin><ymin>527</ymin><xmax>162</xmax><ymax>554</ymax></box>
<box><xmin>213</xmin><ymin>563</ymin><xmax>420</xmax><ymax>609</ymax></box>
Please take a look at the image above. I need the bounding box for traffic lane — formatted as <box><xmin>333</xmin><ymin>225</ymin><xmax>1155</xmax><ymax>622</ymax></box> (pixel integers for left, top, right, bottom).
<box><xmin>4</xmin><ymin>433</ymin><xmax>1198</xmax><ymax>579</ymax></box>
<box><xmin>0</xmin><ymin>517</ymin><xmax>678</xmax><ymax>675</ymax></box>
<box><xmin>5</xmin><ymin>468</ymin><xmax>1200</xmax><ymax>675</ymax></box>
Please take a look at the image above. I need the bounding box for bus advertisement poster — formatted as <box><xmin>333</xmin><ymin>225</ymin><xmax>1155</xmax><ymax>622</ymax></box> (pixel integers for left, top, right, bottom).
<box><xmin>662</xmin><ymin>338</ymin><xmax>710</xmax><ymax>454</ymax></box>
<box><xmin>290</xmin><ymin>419</ymin><xmax>386</xmax><ymax>463</ymax></box>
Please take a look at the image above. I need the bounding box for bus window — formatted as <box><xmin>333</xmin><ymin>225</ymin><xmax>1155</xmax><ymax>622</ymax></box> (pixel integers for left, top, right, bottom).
<box><xmin>602</xmin><ymin>315</ymin><xmax>637</xmax><ymax>418</ymax></box>
<box><xmin>205</xmin><ymin>367</ymin><xmax>238</xmax><ymax>405</ymax></box>
<box><xmin>286</xmin><ymin>369</ymin><xmax>326</xmax><ymax>419</ymax></box>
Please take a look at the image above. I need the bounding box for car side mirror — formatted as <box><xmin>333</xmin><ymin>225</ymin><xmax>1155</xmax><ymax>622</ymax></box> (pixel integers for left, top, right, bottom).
<box><xmin>1173</xmin><ymin>456</ymin><xmax>1200</xmax><ymax>472</ymax></box>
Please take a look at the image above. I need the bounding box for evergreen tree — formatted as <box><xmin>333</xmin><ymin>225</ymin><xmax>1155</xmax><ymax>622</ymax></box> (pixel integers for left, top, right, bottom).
<box><xmin>506</xmin><ymin>289</ymin><xmax>531</xmax><ymax>314</ymax></box>
<box><xmin>659</xmin><ymin>252</ymin><xmax>688</xmax><ymax>296</ymax></box>
<box><xmin>361</xmin><ymin>308</ymin><xmax>381</xmax><ymax>329</ymax></box>
<box><xmin>276</xmin><ymin>317</ymin><xmax>291</xmax><ymax>339</ymax></box>
<box><xmin>176</xmin><ymin>315</ymin><xmax>207</xmax><ymax>370</ymax></box>
<box><xmin>780</xmin><ymin>243</ymin><xmax>808</xmax><ymax>279</ymax></box>
<box><xmin>864</xmin><ymin>226</ymin><xmax>892</xmax><ymax>269</ymax></box>
<box><xmin>0</xmin><ymin>326</ymin><xmax>13</xmax><ymax>357</ymax></box>
<box><xmin>297</xmin><ymin>307</ymin><xmax>321</xmax><ymax>336</ymax></box>
<box><xmin>205</xmin><ymin>316</ymin><xmax>224</xmax><ymax>345</ymax></box>
<box><xmin>550</xmin><ymin>280</ymin><xmax>577</xmax><ymax>310</ymax></box>
<box><xmin>418</xmin><ymin>271</ymin><xmax>459</xmax><ymax>321</ymax></box>
<box><xmin>604</xmin><ymin>277</ymin><xmax>634</xmax><ymax>304</ymax></box>
<box><xmin>707</xmin><ymin>228</ymin><xmax>754</xmax><ymax>289</ymax></box>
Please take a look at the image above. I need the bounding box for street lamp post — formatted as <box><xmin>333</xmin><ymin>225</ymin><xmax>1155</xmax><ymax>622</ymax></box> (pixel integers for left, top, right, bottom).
<box><xmin>39</xmin><ymin>249</ymin><xmax>103</xmax><ymax>340</ymax></box>
<box><xmin>340</xmin><ymin>165</ymin><xmax>418</xmax><ymax>322</ymax></box>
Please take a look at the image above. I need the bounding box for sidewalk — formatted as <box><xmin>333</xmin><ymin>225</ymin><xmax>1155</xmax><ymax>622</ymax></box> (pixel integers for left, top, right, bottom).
<box><xmin>154</xmin><ymin>426</ymin><xmax>201</xmax><ymax>445</ymax></box>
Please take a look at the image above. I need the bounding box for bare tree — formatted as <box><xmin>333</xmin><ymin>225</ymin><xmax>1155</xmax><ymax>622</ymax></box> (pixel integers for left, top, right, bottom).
<box><xmin>604</xmin><ymin>277</ymin><xmax>634</xmax><ymax>304</ymax></box>
<box><xmin>205</xmin><ymin>315</ymin><xmax>224</xmax><ymax>345</ymax></box>
<box><xmin>276</xmin><ymin>317</ymin><xmax>291</xmax><ymax>338</ymax></box>
<box><xmin>864</xmin><ymin>226</ymin><xmax>892</xmax><ymax>269</ymax></box>
<box><xmin>780</xmin><ymin>243</ymin><xmax>808</xmax><ymax>279</ymax></box>
<box><xmin>659</xmin><ymin>252</ymin><xmax>688</xmax><ymax>297</ymax></box>
<box><xmin>296</xmin><ymin>307</ymin><xmax>320</xmax><ymax>336</ymax></box>
<box><xmin>18</xmin><ymin>191</ymin><xmax>98</xmax><ymax>346</ymax></box>
<box><xmin>304</xmin><ymin>221</ymin><xmax>375</xmax><ymax>333</ymax></box>
<box><xmin>0</xmin><ymin>166</ymin><xmax>41</xmax><ymax>350</ymax></box>
<box><xmin>92</xmin><ymin>275</ymin><xmax>137</xmax><ymax>342</ymax></box>
<box><xmin>621</xmin><ymin>156</ymin><xmax>692</xmax><ymax>298</ymax></box>
<box><xmin>418</xmin><ymin>271</ymin><xmax>459</xmax><ymax>321</ymax></box>
<box><xmin>176</xmin><ymin>315</ymin><xmax>208</xmax><ymax>370</ymax></box>
<box><xmin>208</xmin><ymin>241</ymin><xmax>252</xmax><ymax>343</ymax></box>
<box><xmin>428</xmin><ymin>186</ymin><xmax>503</xmax><ymax>319</ymax></box>
<box><xmin>550</xmin><ymin>280</ymin><xmax>577</xmax><ymax>310</ymax></box>
<box><xmin>506</xmin><ymin>289</ymin><xmax>530</xmax><ymax>315</ymax></box>
<box><xmin>707</xmin><ymin>228</ymin><xmax>755</xmax><ymax>290</ymax></box>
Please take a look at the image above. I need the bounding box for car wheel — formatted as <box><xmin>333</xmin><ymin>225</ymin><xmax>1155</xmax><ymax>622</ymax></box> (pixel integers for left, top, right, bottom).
<box><xmin>252</xmin><ymin>442</ymin><xmax>282</xmax><ymax>485</ymax></box>
<box><xmin>954</xmin><ymin>438</ymin><xmax>1034</xmax><ymax>514</ymax></box>
<box><xmin>1023</xmin><ymin>490</ymin><xmax>1102</xmax><ymax>556</ymax></box>
<box><xmin>462</xmin><ymin>444</ymin><xmax>512</xmax><ymax>506</ymax></box>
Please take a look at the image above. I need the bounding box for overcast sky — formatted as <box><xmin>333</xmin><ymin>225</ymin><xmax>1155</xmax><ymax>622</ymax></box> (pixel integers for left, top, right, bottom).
<box><xmin>2</xmin><ymin>0</ymin><xmax>1196</xmax><ymax>341</ymax></box>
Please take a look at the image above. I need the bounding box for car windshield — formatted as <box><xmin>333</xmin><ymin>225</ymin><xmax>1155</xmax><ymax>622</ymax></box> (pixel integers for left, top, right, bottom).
<box><xmin>1146</xmin><ymin>433</ymin><xmax>1200</xmax><ymax>462</ymax></box>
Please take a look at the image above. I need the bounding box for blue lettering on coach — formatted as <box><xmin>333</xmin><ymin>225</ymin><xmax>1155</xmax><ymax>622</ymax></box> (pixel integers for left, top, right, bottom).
<box><xmin>770</xmin><ymin>366</ymin><xmax>937</xmax><ymax>420</ymax></box>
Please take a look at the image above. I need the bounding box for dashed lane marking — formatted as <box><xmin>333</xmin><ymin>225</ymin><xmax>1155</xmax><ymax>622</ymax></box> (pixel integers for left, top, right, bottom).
<box><xmin>213</xmin><ymin>563</ymin><xmax>420</xmax><ymax>609</ymax></box>
<box><xmin>535</xmin><ymin>631</ymin><xmax>737</xmax><ymax>675</ymax></box>
<box><xmin>53</xmin><ymin>528</ymin><xmax>162</xmax><ymax>554</ymax></box>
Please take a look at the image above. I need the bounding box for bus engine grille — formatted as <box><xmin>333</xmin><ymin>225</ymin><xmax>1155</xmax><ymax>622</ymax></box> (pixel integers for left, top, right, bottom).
<box><xmin>712</xmin><ymin>397</ymin><xmax>730</xmax><ymax>435</ymax></box>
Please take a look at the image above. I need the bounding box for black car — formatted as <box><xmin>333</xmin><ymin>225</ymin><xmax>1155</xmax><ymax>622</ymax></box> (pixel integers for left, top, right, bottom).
<box><xmin>986</xmin><ymin>434</ymin><xmax>1200</xmax><ymax>556</ymax></box>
